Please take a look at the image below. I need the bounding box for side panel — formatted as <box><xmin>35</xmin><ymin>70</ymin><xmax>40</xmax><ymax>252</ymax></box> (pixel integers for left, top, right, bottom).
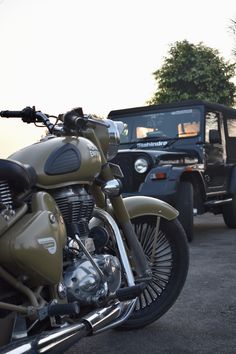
<box><xmin>0</xmin><ymin>192</ymin><xmax>66</xmax><ymax>286</ymax></box>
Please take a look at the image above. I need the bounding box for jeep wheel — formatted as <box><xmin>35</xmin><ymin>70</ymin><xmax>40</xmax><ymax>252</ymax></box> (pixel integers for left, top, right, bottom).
<box><xmin>222</xmin><ymin>194</ymin><xmax>236</xmax><ymax>228</ymax></box>
<box><xmin>176</xmin><ymin>181</ymin><xmax>194</xmax><ymax>242</ymax></box>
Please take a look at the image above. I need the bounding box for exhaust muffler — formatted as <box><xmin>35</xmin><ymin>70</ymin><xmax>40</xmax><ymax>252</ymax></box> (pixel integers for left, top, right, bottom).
<box><xmin>1</xmin><ymin>299</ymin><xmax>136</xmax><ymax>353</ymax></box>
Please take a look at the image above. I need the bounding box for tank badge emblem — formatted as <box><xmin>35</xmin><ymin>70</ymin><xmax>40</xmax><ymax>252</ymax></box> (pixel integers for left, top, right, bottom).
<box><xmin>88</xmin><ymin>143</ymin><xmax>100</xmax><ymax>158</ymax></box>
<box><xmin>37</xmin><ymin>237</ymin><xmax>57</xmax><ymax>255</ymax></box>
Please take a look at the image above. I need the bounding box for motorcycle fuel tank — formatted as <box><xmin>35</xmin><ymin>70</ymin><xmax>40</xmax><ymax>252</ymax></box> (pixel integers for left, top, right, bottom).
<box><xmin>10</xmin><ymin>136</ymin><xmax>102</xmax><ymax>189</ymax></box>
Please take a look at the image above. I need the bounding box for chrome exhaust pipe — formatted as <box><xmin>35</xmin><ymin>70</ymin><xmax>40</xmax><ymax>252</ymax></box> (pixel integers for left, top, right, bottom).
<box><xmin>1</xmin><ymin>322</ymin><xmax>89</xmax><ymax>354</ymax></box>
<box><xmin>82</xmin><ymin>298</ymin><xmax>136</xmax><ymax>334</ymax></box>
<box><xmin>2</xmin><ymin>299</ymin><xmax>136</xmax><ymax>353</ymax></box>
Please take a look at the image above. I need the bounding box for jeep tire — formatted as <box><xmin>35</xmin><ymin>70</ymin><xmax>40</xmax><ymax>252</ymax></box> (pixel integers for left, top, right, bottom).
<box><xmin>176</xmin><ymin>181</ymin><xmax>194</xmax><ymax>242</ymax></box>
<box><xmin>222</xmin><ymin>193</ymin><xmax>236</xmax><ymax>228</ymax></box>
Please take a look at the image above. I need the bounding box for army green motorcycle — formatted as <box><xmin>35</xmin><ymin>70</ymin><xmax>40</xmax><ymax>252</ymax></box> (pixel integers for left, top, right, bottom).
<box><xmin>0</xmin><ymin>107</ymin><xmax>189</xmax><ymax>353</ymax></box>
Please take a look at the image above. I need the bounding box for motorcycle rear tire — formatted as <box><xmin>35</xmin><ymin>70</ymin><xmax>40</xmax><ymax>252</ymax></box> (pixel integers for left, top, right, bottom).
<box><xmin>117</xmin><ymin>216</ymin><xmax>189</xmax><ymax>329</ymax></box>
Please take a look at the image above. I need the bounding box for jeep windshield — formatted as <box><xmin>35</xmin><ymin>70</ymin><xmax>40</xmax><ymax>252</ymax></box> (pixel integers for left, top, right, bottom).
<box><xmin>116</xmin><ymin>108</ymin><xmax>201</xmax><ymax>147</ymax></box>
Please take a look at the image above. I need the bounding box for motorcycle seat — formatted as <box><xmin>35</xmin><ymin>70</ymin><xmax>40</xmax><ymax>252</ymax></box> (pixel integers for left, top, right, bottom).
<box><xmin>0</xmin><ymin>159</ymin><xmax>37</xmax><ymax>194</ymax></box>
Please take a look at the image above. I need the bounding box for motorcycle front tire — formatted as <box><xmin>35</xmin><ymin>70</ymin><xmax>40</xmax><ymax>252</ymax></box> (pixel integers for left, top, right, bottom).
<box><xmin>118</xmin><ymin>215</ymin><xmax>189</xmax><ymax>330</ymax></box>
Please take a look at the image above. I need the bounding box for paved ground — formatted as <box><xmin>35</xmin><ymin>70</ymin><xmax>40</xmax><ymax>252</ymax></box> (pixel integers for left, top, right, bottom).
<box><xmin>67</xmin><ymin>214</ymin><xmax>236</xmax><ymax>354</ymax></box>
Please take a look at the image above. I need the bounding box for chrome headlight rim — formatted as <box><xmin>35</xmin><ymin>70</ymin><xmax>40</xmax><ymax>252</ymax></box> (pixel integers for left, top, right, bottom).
<box><xmin>106</xmin><ymin>120</ymin><xmax>125</xmax><ymax>161</ymax></box>
<box><xmin>134</xmin><ymin>157</ymin><xmax>149</xmax><ymax>174</ymax></box>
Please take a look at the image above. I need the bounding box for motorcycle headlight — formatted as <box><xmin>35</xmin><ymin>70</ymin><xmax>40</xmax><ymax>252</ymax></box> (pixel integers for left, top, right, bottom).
<box><xmin>134</xmin><ymin>158</ymin><xmax>149</xmax><ymax>173</ymax></box>
<box><xmin>107</xmin><ymin>120</ymin><xmax>125</xmax><ymax>161</ymax></box>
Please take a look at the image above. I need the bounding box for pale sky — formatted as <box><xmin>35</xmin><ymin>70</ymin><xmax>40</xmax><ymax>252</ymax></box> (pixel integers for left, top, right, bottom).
<box><xmin>0</xmin><ymin>0</ymin><xmax>236</xmax><ymax>157</ymax></box>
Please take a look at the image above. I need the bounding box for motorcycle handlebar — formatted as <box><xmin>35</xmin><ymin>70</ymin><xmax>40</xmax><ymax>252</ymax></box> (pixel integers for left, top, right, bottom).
<box><xmin>0</xmin><ymin>106</ymin><xmax>37</xmax><ymax>123</ymax></box>
<box><xmin>0</xmin><ymin>110</ymin><xmax>23</xmax><ymax>118</ymax></box>
<box><xmin>0</xmin><ymin>106</ymin><xmax>109</xmax><ymax>135</ymax></box>
<box><xmin>63</xmin><ymin>108</ymin><xmax>110</xmax><ymax>133</ymax></box>
<box><xmin>63</xmin><ymin>107</ymin><xmax>87</xmax><ymax>131</ymax></box>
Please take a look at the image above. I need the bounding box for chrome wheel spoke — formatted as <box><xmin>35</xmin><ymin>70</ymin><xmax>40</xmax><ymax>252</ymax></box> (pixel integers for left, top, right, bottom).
<box><xmin>133</xmin><ymin>219</ymin><xmax>173</xmax><ymax>312</ymax></box>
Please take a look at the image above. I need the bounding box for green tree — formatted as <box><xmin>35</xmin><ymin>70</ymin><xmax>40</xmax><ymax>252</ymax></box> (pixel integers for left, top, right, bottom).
<box><xmin>229</xmin><ymin>19</ymin><xmax>236</xmax><ymax>57</ymax></box>
<box><xmin>148</xmin><ymin>40</ymin><xmax>236</xmax><ymax>106</ymax></box>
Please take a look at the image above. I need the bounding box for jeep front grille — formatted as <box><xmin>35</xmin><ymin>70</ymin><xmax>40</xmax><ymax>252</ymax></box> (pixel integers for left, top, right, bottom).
<box><xmin>112</xmin><ymin>152</ymin><xmax>152</xmax><ymax>193</ymax></box>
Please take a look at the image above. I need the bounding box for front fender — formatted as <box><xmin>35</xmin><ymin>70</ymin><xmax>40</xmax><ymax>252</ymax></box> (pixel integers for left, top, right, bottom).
<box><xmin>123</xmin><ymin>196</ymin><xmax>178</xmax><ymax>221</ymax></box>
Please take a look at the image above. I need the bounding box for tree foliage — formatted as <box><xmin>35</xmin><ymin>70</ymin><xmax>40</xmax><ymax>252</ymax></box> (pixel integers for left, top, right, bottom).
<box><xmin>148</xmin><ymin>40</ymin><xmax>236</xmax><ymax>106</ymax></box>
<box><xmin>229</xmin><ymin>18</ymin><xmax>236</xmax><ymax>57</ymax></box>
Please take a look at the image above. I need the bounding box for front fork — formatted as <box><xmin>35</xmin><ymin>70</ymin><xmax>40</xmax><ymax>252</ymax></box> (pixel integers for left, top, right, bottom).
<box><xmin>109</xmin><ymin>195</ymin><xmax>152</xmax><ymax>279</ymax></box>
<box><xmin>90</xmin><ymin>180</ymin><xmax>151</xmax><ymax>280</ymax></box>
<box><xmin>85</xmin><ymin>128</ymin><xmax>151</xmax><ymax>280</ymax></box>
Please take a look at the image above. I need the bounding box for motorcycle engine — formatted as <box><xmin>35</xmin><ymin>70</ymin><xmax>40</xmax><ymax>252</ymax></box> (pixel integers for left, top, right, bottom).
<box><xmin>50</xmin><ymin>185</ymin><xmax>95</xmax><ymax>228</ymax></box>
<box><xmin>63</xmin><ymin>254</ymin><xmax>121</xmax><ymax>305</ymax></box>
<box><xmin>50</xmin><ymin>185</ymin><xmax>122</xmax><ymax>305</ymax></box>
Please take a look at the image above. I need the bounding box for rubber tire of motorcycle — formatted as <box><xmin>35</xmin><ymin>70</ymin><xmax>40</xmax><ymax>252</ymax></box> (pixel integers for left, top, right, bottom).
<box><xmin>116</xmin><ymin>216</ymin><xmax>189</xmax><ymax>330</ymax></box>
<box><xmin>222</xmin><ymin>193</ymin><xmax>236</xmax><ymax>228</ymax></box>
<box><xmin>175</xmin><ymin>181</ymin><xmax>194</xmax><ymax>242</ymax></box>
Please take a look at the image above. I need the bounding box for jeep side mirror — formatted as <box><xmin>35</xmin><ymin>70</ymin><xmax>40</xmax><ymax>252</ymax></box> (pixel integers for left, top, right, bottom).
<box><xmin>209</xmin><ymin>129</ymin><xmax>221</xmax><ymax>144</ymax></box>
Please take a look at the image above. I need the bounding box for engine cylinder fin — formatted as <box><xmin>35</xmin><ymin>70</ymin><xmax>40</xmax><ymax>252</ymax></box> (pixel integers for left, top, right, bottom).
<box><xmin>50</xmin><ymin>186</ymin><xmax>94</xmax><ymax>224</ymax></box>
<box><xmin>0</xmin><ymin>180</ymin><xmax>13</xmax><ymax>209</ymax></box>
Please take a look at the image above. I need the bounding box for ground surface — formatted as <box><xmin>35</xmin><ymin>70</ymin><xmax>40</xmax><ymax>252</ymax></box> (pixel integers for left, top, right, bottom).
<box><xmin>67</xmin><ymin>213</ymin><xmax>236</xmax><ymax>354</ymax></box>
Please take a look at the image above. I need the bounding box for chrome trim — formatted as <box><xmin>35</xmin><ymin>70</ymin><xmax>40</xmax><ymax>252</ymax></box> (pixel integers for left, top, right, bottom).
<box><xmin>74</xmin><ymin>234</ymin><xmax>105</xmax><ymax>280</ymax></box>
<box><xmin>82</xmin><ymin>299</ymin><xmax>136</xmax><ymax>334</ymax></box>
<box><xmin>102</xmin><ymin>179</ymin><xmax>122</xmax><ymax>197</ymax></box>
<box><xmin>2</xmin><ymin>323</ymin><xmax>88</xmax><ymax>354</ymax></box>
<box><xmin>5</xmin><ymin>344</ymin><xmax>32</xmax><ymax>354</ymax></box>
<box><xmin>90</xmin><ymin>208</ymin><xmax>135</xmax><ymax>287</ymax></box>
<box><xmin>2</xmin><ymin>300</ymin><xmax>137</xmax><ymax>352</ymax></box>
<box><xmin>150</xmin><ymin>216</ymin><xmax>160</xmax><ymax>264</ymax></box>
<box><xmin>206</xmin><ymin>190</ymin><xmax>227</xmax><ymax>196</ymax></box>
<box><xmin>85</xmin><ymin>208</ymin><xmax>137</xmax><ymax>332</ymax></box>
<box><xmin>106</xmin><ymin>119</ymin><xmax>124</xmax><ymax>161</ymax></box>
<box><xmin>37</xmin><ymin>323</ymin><xmax>86</xmax><ymax>352</ymax></box>
<box><xmin>205</xmin><ymin>198</ymin><xmax>232</xmax><ymax>206</ymax></box>
<box><xmin>195</xmin><ymin>163</ymin><xmax>205</xmax><ymax>170</ymax></box>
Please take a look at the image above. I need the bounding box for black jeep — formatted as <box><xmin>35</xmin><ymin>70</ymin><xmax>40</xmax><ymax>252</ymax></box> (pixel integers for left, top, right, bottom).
<box><xmin>109</xmin><ymin>100</ymin><xmax>236</xmax><ymax>241</ymax></box>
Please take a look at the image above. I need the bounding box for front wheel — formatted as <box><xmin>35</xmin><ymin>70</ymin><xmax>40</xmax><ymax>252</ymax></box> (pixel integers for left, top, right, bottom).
<box><xmin>118</xmin><ymin>216</ymin><xmax>189</xmax><ymax>329</ymax></box>
<box><xmin>222</xmin><ymin>193</ymin><xmax>236</xmax><ymax>228</ymax></box>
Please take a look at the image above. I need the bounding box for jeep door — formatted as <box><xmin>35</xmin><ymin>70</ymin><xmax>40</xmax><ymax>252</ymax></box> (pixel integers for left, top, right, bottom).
<box><xmin>204</xmin><ymin>110</ymin><xmax>228</xmax><ymax>193</ymax></box>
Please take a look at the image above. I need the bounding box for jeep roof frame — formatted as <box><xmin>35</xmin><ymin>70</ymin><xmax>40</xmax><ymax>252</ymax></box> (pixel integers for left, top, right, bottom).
<box><xmin>108</xmin><ymin>100</ymin><xmax>236</xmax><ymax>118</ymax></box>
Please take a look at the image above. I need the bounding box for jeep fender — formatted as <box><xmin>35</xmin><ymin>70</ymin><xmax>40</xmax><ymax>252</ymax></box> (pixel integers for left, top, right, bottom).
<box><xmin>123</xmin><ymin>195</ymin><xmax>178</xmax><ymax>221</ymax></box>
<box><xmin>144</xmin><ymin>165</ymin><xmax>205</xmax><ymax>192</ymax></box>
<box><xmin>139</xmin><ymin>165</ymin><xmax>185</xmax><ymax>196</ymax></box>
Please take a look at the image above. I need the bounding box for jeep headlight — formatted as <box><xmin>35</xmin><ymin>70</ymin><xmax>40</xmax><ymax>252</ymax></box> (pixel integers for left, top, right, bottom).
<box><xmin>134</xmin><ymin>158</ymin><xmax>149</xmax><ymax>173</ymax></box>
<box><xmin>107</xmin><ymin>120</ymin><xmax>125</xmax><ymax>161</ymax></box>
